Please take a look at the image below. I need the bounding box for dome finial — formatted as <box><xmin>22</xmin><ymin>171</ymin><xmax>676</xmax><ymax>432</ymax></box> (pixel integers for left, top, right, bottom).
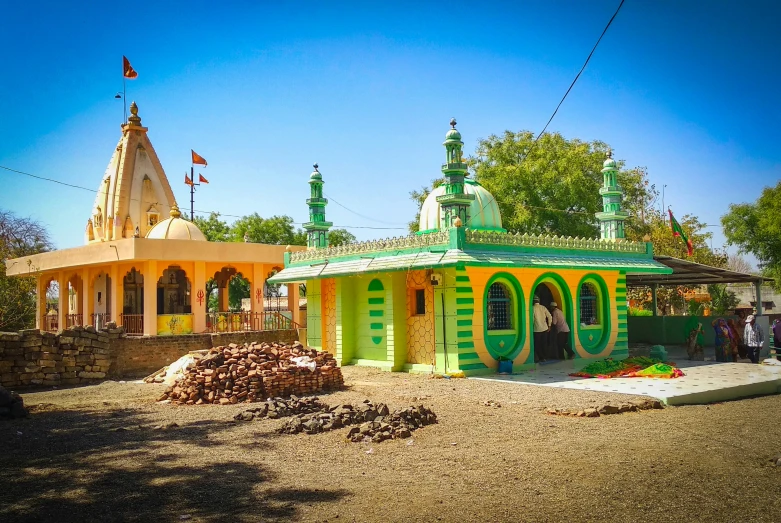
<box><xmin>128</xmin><ymin>101</ymin><xmax>141</xmax><ymax>126</ymax></box>
<box><xmin>313</xmin><ymin>163</ymin><xmax>319</xmax><ymax>172</ymax></box>
<box><xmin>606</xmin><ymin>149</ymin><xmax>613</xmax><ymax>159</ymax></box>
<box><xmin>450</xmin><ymin>117</ymin><xmax>457</xmax><ymax>129</ymax></box>
<box><xmin>169</xmin><ymin>203</ymin><xmax>181</xmax><ymax>219</ymax></box>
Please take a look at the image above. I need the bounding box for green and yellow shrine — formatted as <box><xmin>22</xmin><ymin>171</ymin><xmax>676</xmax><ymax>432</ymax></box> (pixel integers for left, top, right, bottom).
<box><xmin>269</xmin><ymin>120</ymin><xmax>671</xmax><ymax>375</ymax></box>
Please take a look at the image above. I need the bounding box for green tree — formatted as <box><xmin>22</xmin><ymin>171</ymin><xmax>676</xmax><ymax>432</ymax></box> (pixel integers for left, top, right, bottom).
<box><xmin>0</xmin><ymin>210</ymin><xmax>52</xmax><ymax>331</ymax></box>
<box><xmin>230</xmin><ymin>214</ymin><xmax>307</xmax><ymax>245</ymax></box>
<box><xmin>721</xmin><ymin>181</ymin><xmax>781</xmax><ymax>287</ymax></box>
<box><xmin>193</xmin><ymin>212</ymin><xmax>231</xmax><ymax>242</ymax></box>
<box><xmin>327</xmin><ymin>228</ymin><xmax>357</xmax><ymax>247</ymax></box>
<box><xmin>708</xmin><ymin>284</ymin><xmax>740</xmax><ymax>315</ymax></box>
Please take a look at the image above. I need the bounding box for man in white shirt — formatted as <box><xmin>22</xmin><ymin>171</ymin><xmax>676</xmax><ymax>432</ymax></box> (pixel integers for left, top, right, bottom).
<box><xmin>549</xmin><ymin>301</ymin><xmax>575</xmax><ymax>360</ymax></box>
<box><xmin>533</xmin><ymin>295</ymin><xmax>552</xmax><ymax>362</ymax></box>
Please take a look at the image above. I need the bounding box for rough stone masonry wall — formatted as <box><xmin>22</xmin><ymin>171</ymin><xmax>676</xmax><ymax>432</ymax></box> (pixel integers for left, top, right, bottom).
<box><xmin>0</xmin><ymin>327</ymin><xmax>299</xmax><ymax>389</ymax></box>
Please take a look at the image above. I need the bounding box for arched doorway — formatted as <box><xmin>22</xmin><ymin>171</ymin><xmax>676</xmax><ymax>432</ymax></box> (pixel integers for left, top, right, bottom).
<box><xmin>156</xmin><ymin>265</ymin><xmax>193</xmax><ymax>335</ymax></box>
<box><xmin>91</xmin><ymin>271</ymin><xmax>112</xmax><ymax>328</ymax></box>
<box><xmin>530</xmin><ymin>274</ymin><xmax>574</xmax><ymax>362</ymax></box>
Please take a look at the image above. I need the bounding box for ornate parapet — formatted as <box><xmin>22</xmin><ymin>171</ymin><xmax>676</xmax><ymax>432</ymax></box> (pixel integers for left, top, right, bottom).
<box><xmin>465</xmin><ymin>229</ymin><xmax>647</xmax><ymax>254</ymax></box>
<box><xmin>289</xmin><ymin>230</ymin><xmax>450</xmax><ymax>263</ymax></box>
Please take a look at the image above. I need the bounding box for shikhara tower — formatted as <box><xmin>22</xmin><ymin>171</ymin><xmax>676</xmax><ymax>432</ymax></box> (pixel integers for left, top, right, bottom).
<box><xmin>436</xmin><ymin>118</ymin><xmax>475</xmax><ymax>228</ymax></box>
<box><xmin>303</xmin><ymin>163</ymin><xmax>332</xmax><ymax>249</ymax></box>
<box><xmin>596</xmin><ymin>150</ymin><xmax>628</xmax><ymax>240</ymax></box>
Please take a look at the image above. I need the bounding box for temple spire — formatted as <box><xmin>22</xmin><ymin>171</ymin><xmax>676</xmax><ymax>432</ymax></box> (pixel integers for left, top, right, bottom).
<box><xmin>595</xmin><ymin>150</ymin><xmax>629</xmax><ymax>240</ymax></box>
<box><xmin>436</xmin><ymin>118</ymin><xmax>474</xmax><ymax>228</ymax></box>
<box><xmin>303</xmin><ymin>163</ymin><xmax>333</xmax><ymax>249</ymax></box>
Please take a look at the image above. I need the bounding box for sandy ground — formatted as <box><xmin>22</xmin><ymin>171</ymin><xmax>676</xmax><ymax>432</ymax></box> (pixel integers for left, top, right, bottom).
<box><xmin>2</xmin><ymin>366</ymin><xmax>781</xmax><ymax>523</ymax></box>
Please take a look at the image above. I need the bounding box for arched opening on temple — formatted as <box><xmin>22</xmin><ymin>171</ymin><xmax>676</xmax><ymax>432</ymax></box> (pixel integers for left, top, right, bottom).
<box><xmin>157</xmin><ymin>266</ymin><xmax>191</xmax><ymax>315</ymax></box>
<box><xmin>91</xmin><ymin>271</ymin><xmax>112</xmax><ymax>328</ymax></box>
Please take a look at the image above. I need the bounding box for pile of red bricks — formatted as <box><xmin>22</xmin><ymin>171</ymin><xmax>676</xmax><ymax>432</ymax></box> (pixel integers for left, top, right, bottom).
<box><xmin>158</xmin><ymin>341</ymin><xmax>343</xmax><ymax>405</ymax></box>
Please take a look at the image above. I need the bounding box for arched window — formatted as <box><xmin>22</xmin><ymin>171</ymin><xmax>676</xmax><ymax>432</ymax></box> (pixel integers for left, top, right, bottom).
<box><xmin>487</xmin><ymin>282</ymin><xmax>513</xmax><ymax>330</ymax></box>
<box><xmin>579</xmin><ymin>283</ymin><xmax>599</xmax><ymax>325</ymax></box>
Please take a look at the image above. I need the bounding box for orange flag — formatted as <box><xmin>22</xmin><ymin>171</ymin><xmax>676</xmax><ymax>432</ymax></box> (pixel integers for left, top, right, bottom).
<box><xmin>191</xmin><ymin>150</ymin><xmax>208</xmax><ymax>166</ymax></box>
<box><xmin>123</xmin><ymin>56</ymin><xmax>138</xmax><ymax>79</ymax></box>
<box><xmin>199</xmin><ymin>174</ymin><xmax>209</xmax><ymax>184</ymax></box>
<box><xmin>184</xmin><ymin>174</ymin><xmax>193</xmax><ymax>186</ymax></box>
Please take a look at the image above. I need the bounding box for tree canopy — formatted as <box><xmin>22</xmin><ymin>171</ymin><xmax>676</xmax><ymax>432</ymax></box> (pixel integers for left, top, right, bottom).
<box><xmin>0</xmin><ymin>210</ymin><xmax>52</xmax><ymax>330</ymax></box>
<box><xmin>721</xmin><ymin>181</ymin><xmax>781</xmax><ymax>287</ymax></box>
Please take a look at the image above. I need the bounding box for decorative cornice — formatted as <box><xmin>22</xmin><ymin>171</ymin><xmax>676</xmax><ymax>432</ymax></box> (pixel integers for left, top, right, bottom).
<box><xmin>289</xmin><ymin>230</ymin><xmax>450</xmax><ymax>263</ymax></box>
<box><xmin>464</xmin><ymin>229</ymin><xmax>646</xmax><ymax>253</ymax></box>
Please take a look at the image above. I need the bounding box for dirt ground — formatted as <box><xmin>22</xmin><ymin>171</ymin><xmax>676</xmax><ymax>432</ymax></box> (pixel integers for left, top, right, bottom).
<box><xmin>2</xmin><ymin>366</ymin><xmax>780</xmax><ymax>523</ymax></box>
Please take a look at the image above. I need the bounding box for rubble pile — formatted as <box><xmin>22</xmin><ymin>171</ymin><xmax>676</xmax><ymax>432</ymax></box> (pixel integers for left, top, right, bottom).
<box><xmin>157</xmin><ymin>341</ymin><xmax>344</xmax><ymax>405</ymax></box>
<box><xmin>0</xmin><ymin>385</ymin><xmax>28</xmax><ymax>419</ymax></box>
<box><xmin>234</xmin><ymin>398</ymin><xmax>437</xmax><ymax>442</ymax></box>
<box><xmin>546</xmin><ymin>398</ymin><xmax>664</xmax><ymax>418</ymax></box>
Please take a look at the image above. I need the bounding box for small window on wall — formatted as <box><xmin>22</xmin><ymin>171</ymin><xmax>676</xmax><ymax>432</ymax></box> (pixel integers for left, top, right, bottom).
<box><xmin>487</xmin><ymin>282</ymin><xmax>513</xmax><ymax>330</ymax></box>
<box><xmin>415</xmin><ymin>289</ymin><xmax>426</xmax><ymax>315</ymax></box>
<box><xmin>580</xmin><ymin>283</ymin><xmax>599</xmax><ymax>325</ymax></box>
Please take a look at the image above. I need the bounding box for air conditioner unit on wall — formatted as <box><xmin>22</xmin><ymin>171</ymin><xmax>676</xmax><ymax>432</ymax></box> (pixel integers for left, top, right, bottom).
<box><xmin>430</xmin><ymin>273</ymin><xmax>442</xmax><ymax>286</ymax></box>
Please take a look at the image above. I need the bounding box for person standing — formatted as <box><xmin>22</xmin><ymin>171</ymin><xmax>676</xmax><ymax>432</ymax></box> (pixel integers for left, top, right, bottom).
<box><xmin>744</xmin><ymin>315</ymin><xmax>764</xmax><ymax>364</ymax></box>
<box><xmin>712</xmin><ymin>319</ymin><xmax>732</xmax><ymax>362</ymax></box>
<box><xmin>533</xmin><ymin>295</ymin><xmax>552</xmax><ymax>363</ymax></box>
<box><xmin>549</xmin><ymin>301</ymin><xmax>575</xmax><ymax>360</ymax></box>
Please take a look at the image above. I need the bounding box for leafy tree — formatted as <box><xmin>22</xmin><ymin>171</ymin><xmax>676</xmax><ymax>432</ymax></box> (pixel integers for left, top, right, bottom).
<box><xmin>708</xmin><ymin>284</ymin><xmax>740</xmax><ymax>315</ymax></box>
<box><xmin>727</xmin><ymin>254</ymin><xmax>754</xmax><ymax>275</ymax></box>
<box><xmin>327</xmin><ymin>228</ymin><xmax>357</xmax><ymax>247</ymax></box>
<box><xmin>228</xmin><ymin>275</ymin><xmax>250</xmax><ymax>311</ymax></box>
<box><xmin>193</xmin><ymin>212</ymin><xmax>231</xmax><ymax>242</ymax></box>
<box><xmin>231</xmin><ymin>214</ymin><xmax>307</xmax><ymax>245</ymax></box>
<box><xmin>721</xmin><ymin>181</ymin><xmax>781</xmax><ymax>288</ymax></box>
<box><xmin>0</xmin><ymin>210</ymin><xmax>52</xmax><ymax>330</ymax></box>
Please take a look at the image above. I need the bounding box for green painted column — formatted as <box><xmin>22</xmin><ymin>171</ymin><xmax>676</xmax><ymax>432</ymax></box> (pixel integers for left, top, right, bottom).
<box><xmin>306</xmin><ymin>279</ymin><xmax>323</xmax><ymax>351</ymax></box>
<box><xmin>651</xmin><ymin>284</ymin><xmax>658</xmax><ymax>317</ymax></box>
<box><xmin>755</xmin><ymin>280</ymin><xmax>764</xmax><ymax>315</ymax></box>
<box><xmin>388</xmin><ymin>272</ymin><xmax>408</xmax><ymax>371</ymax></box>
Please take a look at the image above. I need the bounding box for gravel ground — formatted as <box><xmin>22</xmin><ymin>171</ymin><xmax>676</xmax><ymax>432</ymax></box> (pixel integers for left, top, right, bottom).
<box><xmin>2</xmin><ymin>366</ymin><xmax>780</xmax><ymax>523</ymax></box>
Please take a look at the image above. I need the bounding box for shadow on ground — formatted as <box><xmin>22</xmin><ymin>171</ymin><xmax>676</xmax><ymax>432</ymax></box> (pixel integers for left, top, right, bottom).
<box><xmin>0</xmin><ymin>407</ymin><xmax>348</xmax><ymax>522</ymax></box>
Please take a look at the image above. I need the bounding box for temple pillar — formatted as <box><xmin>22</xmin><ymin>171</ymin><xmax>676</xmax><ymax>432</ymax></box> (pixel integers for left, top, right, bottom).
<box><xmin>651</xmin><ymin>284</ymin><xmax>658</xmax><ymax>317</ymax></box>
<box><xmin>57</xmin><ymin>272</ymin><xmax>67</xmax><ymax>332</ymax></box>
<box><xmin>252</xmin><ymin>263</ymin><xmax>265</xmax><ymax>330</ymax></box>
<box><xmin>35</xmin><ymin>275</ymin><xmax>44</xmax><ymax>330</ymax></box>
<box><xmin>82</xmin><ymin>268</ymin><xmax>91</xmax><ymax>326</ymax></box>
<box><xmin>143</xmin><ymin>260</ymin><xmax>157</xmax><ymax>336</ymax></box>
<box><xmin>193</xmin><ymin>261</ymin><xmax>206</xmax><ymax>333</ymax></box>
<box><xmin>110</xmin><ymin>265</ymin><xmax>119</xmax><ymax>323</ymax></box>
<box><xmin>288</xmin><ymin>283</ymin><xmax>301</xmax><ymax>326</ymax></box>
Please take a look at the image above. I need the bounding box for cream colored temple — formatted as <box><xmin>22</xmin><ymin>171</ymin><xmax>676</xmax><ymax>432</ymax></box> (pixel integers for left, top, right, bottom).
<box><xmin>6</xmin><ymin>102</ymin><xmax>303</xmax><ymax>336</ymax></box>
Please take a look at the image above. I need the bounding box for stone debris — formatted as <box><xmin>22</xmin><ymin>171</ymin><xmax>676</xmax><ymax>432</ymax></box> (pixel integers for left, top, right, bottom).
<box><xmin>546</xmin><ymin>399</ymin><xmax>663</xmax><ymax>418</ymax></box>
<box><xmin>0</xmin><ymin>385</ymin><xmax>28</xmax><ymax>419</ymax></box>
<box><xmin>157</xmin><ymin>341</ymin><xmax>343</xmax><ymax>405</ymax></box>
<box><xmin>235</xmin><ymin>397</ymin><xmax>437</xmax><ymax>443</ymax></box>
<box><xmin>482</xmin><ymin>400</ymin><xmax>501</xmax><ymax>408</ymax></box>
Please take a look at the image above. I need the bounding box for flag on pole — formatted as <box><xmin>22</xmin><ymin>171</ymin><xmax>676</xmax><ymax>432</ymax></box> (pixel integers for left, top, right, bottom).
<box><xmin>668</xmin><ymin>209</ymin><xmax>693</xmax><ymax>256</ymax></box>
<box><xmin>184</xmin><ymin>174</ymin><xmax>193</xmax><ymax>186</ymax></box>
<box><xmin>123</xmin><ymin>56</ymin><xmax>138</xmax><ymax>79</ymax></box>
<box><xmin>199</xmin><ymin>174</ymin><xmax>209</xmax><ymax>184</ymax></box>
<box><xmin>191</xmin><ymin>150</ymin><xmax>208</xmax><ymax>166</ymax></box>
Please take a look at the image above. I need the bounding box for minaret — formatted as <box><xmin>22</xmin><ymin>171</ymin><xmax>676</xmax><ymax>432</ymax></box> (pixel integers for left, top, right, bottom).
<box><xmin>436</xmin><ymin>118</ymin><xmax>475</xmax><ymax>228</ymax></box>
<box><xmin>596</xmin><ymin>150</ymin><xmax>629</xmax><ymax>240</ymax></box>
<box><xmin>303</xmin><ymin>163</ymin><xmax>333</xmax><ymax>249</ymax></box>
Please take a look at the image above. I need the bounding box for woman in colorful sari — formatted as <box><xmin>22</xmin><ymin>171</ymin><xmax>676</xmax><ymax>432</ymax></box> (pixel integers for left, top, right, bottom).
<box><xmin>712</xmin><ymin>318</ymin><xmax>732</xmax><ymax>362</ymax></box>
<box><xmin>726</xmin><ymin>319</ymin><xmax>741</xmax><ymax>362</ymax></box>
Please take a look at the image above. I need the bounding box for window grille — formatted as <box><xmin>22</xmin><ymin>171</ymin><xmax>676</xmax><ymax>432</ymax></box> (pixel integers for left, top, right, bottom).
<box><xmin>487</xmin><ymin>282</ymin><xmax>513</xmax><ymax>330</ymax></box>
<box><xmin>415</xmin><ymin>289</ymin><xmax>426</xmax><ymax>315</ymax></box>
<box><xmin>580</xmin><ymin>283</ymin><xmax>599</xmax><ymax>325</ymax></box>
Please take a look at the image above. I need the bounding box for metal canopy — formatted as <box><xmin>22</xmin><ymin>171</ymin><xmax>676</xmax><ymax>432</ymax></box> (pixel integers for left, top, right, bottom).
<box><xmin>627</xmin><ymin>255</ymin><xmax>772</xmax><ymax>286</ymax></box>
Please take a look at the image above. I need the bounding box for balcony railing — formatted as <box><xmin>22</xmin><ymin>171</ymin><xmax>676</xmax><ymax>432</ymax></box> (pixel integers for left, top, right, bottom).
<box><xmin>206</xmin><ymin>311</ymin><xmax>300</xmax><ymax>333</ymax></box>
<box><xmin>41</xmin><ymin>315</ymin><xmax>58</xmax><ymax>333</ymax></box>
<box><xmin>120</xmin><ymin>314</ymin><xmax>144</xmax><ymax>336</ymax></box>
<box><xmin>90</xmin><ymin>313</ymin><xmax>111</xmax><ymax>330</ymax></box>
<box><xmin>65</xmin><ymin>314</ymin><xmax>83</xmax><ymax>329</ymax></box>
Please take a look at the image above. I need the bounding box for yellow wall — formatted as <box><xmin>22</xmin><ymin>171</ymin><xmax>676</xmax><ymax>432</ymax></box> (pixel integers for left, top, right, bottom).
<box><xmin>405</xmin><ymin>271</ymin><xmax>435</xmax><ymax>365</ymax></box>
<box><xmin>465</xmin><ymin>267</ymin><xmax>621</xmax><ymax>369</ymax></box>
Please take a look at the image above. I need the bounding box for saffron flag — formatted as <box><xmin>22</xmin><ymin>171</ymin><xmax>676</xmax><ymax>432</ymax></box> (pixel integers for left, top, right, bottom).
<box><xmin>184</xmin><ymin>174</ymin><xmax>193</xmax><ymax>186</ymax></box>
<box><xmin>199</xmin><ymin>174</ymin><xmax>209</xmax><ymax>184</ymax></box>
<box><xmin>191</xmin><ymin>150</ymin><xmax>208</xmax><ymax>166</ymax></box>
<box><xmin>669</xmin><ymin>209</ymin><xmax>693</xmax><ymax>256</ymax></box>
<box><xmin>123</xmin><ymin>56</ymin><xmax>138</xmax><ymax>79</ymax></box>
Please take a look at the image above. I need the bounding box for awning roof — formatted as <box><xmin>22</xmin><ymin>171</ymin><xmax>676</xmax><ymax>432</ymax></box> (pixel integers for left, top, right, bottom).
<box><xmin>268</xmin><ymin>249</ymin><xmax>670</xmax><ymax>284</ymax></box>
<box><xmin>626</xmin><ymin>256</ymin><xmax>772</xmax><ymax>286</ymax></box>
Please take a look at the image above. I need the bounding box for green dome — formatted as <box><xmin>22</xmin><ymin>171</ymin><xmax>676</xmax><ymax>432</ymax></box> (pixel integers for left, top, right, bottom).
<box><xmin>309</xmin><ymin>163</ymin><xmax>322</xmax><ymax>182</ymax></box>
<box><xmin>418</xmin><ymin>179</ymin><xmax>505</xmax><ymax>233</ymax></box>
<box><xmin>445</xmin><ymin>128</ymin><xmax>462</xmax><ymax>142</ymax></box>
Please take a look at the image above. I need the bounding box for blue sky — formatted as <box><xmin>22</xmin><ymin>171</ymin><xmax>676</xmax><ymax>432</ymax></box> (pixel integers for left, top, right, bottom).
<box><xmin>1</xmin><ymin>1</ymin><xmax>779</xmax><ymax>266</ymax></box>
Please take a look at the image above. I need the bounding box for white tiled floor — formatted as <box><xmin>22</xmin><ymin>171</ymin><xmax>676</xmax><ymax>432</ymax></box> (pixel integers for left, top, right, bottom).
<box><xmin>471</xmin><ymin>346</ymin><xmax>781</xmax><ymax>405</ymax></box>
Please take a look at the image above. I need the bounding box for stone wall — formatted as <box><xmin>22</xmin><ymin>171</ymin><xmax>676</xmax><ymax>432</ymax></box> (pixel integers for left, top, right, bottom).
<box><xmin>0</xmin><ymin>327</ymin><xmax>299</xmax><ymax>389</ymax></box>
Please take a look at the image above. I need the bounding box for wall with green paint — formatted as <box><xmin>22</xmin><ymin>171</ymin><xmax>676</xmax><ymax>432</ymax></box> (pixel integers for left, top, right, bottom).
<box><xmin>353</xmin><ymin>276</ymin><xmax>388</xmax><ymax>361</ymax></box>
<box><xmin>628</xmin><ymin>315</ymin><xmax>738</xmax><ymax>346</ymax></box>
<box><xmin>306</xmin><ymin>279</ymin><xmax>323</xmax><ymax>351</ymax></box>
<box><xmin>389</xmin><ymin>272</ymin><xmax>408</xmax><ymax>371</ymax></box>
<box><xmin>335</xmin><ymin>278</ymin><xmax>356</xmax><ymax>363</ymax></box>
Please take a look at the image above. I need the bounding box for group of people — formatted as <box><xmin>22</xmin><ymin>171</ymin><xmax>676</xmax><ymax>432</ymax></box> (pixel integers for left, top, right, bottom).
<box><xmin>532</xmin><ymin>295</ymin><xmax>574</xmax><ymax>362</ymax></box>
<box><xmin>711</xmin><ymin>313</ymin><xmax>773</xmax><ymax>364</ymax></box>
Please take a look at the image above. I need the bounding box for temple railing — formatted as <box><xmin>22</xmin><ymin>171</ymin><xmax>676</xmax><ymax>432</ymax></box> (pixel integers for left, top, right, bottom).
<box><xmin>289</xmin><ymin>230</ymin><xmax>450</xmax><ymax>263</ymax></box>
<box><xmin>90</xmin><ymin>313</ymin><xmax>111</xmax><ymax>330</ymax></box>
<box><xmin>65</xmin><ymin>314</ymin><xmax>83</xmax><ymax>328</ymax></box>
<box><xmin>206</xmin><ymin>311</ymin><xmax>300</xmax><ymax>333</ymax></box>
<box><xmin>41</xmin><ymin>315</ymin><xmax>58</xmax><ymax>333</ymax></box>
<box><xmin>464</xmin><ymin>230</ymin><xmax>647</xmax><ymax>253</ymax></box>
<box><xmin>120</xmin><ymin>314</ymin><xmax>144</xmax><ymax>336</ymax></box>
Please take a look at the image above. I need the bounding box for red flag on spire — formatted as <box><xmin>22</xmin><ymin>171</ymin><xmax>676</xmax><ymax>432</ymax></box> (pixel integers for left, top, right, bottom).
<box><xmin>191</xmin><ymin>150</ymin><xmax>208</xmax><ymax>166</ymax></box>
<box><xmin>184</xmin><ymin>174</ymin><xmax>193</xmax><ymax>186</ymax></box>
<box><xmin>123</xmin><ymin>56</ymin><xmax>138</xmax><ymax>79</ymax></box>
<box><xmin>199</xmin><ymin>174</ymin><xmax>209</xmax><ymax>184</ymax></box>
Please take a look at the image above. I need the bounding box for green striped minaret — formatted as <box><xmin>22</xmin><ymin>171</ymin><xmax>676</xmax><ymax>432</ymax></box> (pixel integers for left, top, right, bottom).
<box><xmin>303</xmin><ymin>163</ymin><xmax>333</xmax><ymax>249</ymax></box>
<box><xmin>436</xmin><ymin>119</ymin><xmax>475</xmax><ymax>229</ymax></box>
<box><xmin>596</xmin><ymin>150</ymin><xmax>629</xmax><ymax>240</ymax></box>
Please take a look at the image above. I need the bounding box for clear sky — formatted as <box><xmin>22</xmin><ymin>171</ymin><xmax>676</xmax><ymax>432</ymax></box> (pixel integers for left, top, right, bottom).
<box><xmin>1</xmin><ymin>1</ymin><xmax>779</xmax><ymax>264</ymax></box>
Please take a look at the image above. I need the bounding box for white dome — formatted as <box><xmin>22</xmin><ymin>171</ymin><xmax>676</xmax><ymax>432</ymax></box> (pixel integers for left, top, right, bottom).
<box><xmin>419</xmin><ymin>179</ymin><xmax>504</xmax><ymax>233</ymax></box>
<box><xmin>145</xmin><ymin>205</ymin><xmax>206</xmax><ymax>241</ymax></box>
